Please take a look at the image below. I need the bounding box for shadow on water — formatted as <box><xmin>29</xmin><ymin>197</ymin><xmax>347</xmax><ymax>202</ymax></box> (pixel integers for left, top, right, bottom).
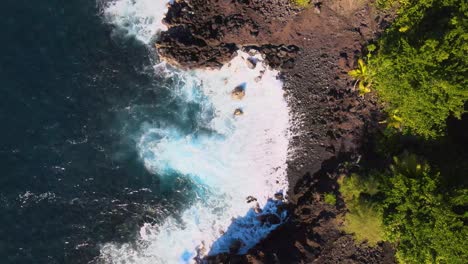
<box><xmin>204</xmin><ymin>197</ymin><xmax>288</xmax><ymax>259</ymax></box>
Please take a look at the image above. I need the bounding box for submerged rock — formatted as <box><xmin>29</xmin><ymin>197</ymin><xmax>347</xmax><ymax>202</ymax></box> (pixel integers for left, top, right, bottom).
<box><xmin>254</xmin><ymin>202</ymin><xmax>263</xmax><ymax>214</ymax></box>
<box><xmin>246</xmin><ymin>57</ymin><xmax>258</xmax><ymax>69</ymax></box>
<box><xmin>234</xmin><ymin>108</ymin><xmax>244</xmax><ymax>116</ymax></box>
<box><xmin>246</xmin><ymin>196</ymin><xmax>257</xmax><ymax>203</ymax></box>
<box><xmin>247</xmin><ymin>48</ymin><xmax>258</xmax><ymax>56</ymax></box>
<box><xmin>274</xmin><ymin>192</ymin><xmax>284</xmax><ymax>200</ymax></box>
<box><xmin>231</xmin><ymin>85</ymin><xmax>246</xmax><ymax>100</ymax></box>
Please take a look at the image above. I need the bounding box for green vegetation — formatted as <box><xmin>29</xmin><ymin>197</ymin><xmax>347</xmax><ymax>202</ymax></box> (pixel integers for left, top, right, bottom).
<box><xmin>338</xmin><ymin>174</ymin><xmax>384</xmax><ymax>246</ymax></box>
<box><xmin>382</xmin><ymin>154</ymin><xmax>468</xmax><ymax>264</ymax></box>
<box><xmin>291</xmin><ymin>0</ymin><xmax>310</xmax><ymax>7</ymax></box>
<box><xmin>339</xmin><ymin>154</ymin><xmax>468</xmax><ymax>263</ymax></box>
<box><xmin>323</xmin><ymin>192</ymin><xmax>337</xmax><ymax>206</ymax></box>
<box><xmin>348</xmin><ymin>58</ymin><xmax>372</xmax><ymax>95</ymax></box>
<box><xmin>341</xmin><ymin>202</ymin><xmax>384</xmax><ymax>246</ymax></box>
<box><xmin>349</xmin><ymin>0</ymin><xmax>468</xmax><ymax>138</ymax></box>
<box><xmin>343</xmin><ymin>0</ymin><xmax>467</xmax><ymax>262</ymax></box>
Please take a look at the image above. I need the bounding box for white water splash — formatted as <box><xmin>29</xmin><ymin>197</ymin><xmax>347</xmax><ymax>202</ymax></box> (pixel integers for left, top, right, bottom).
<box><xmin>100</xmin><ymin>1</ymin><xmax>291</xmax><ymax>263</ymax></box>
<box><xmin>103</xmin><ymin>0</ymin><xmax>170</xmax><ymax>43</ymax></box>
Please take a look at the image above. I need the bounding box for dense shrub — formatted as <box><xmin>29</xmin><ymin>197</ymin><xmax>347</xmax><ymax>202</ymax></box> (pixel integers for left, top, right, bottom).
<box><xmin>381</xmin><ymin>154</ymin><xmax>468</xmax><ymax>264</ymax></box>
<box><xmin>339</xmin><ymin>154</ymin><xmax>468</xmax><ymax>263</ymax></box>
<box><xmin>342</xmin><ymin>1</ymin><xmax>468</xmax><ymax>261</ymax></box>
<box><xmin>338</xmin><ymin>174</ymin><xmax>385</xmax><ymax>246</ymax></box>
<box><xmin>324</xmin><ymin>193</ymin><xmax>337</xmax><ymax>206</ymax></box>
<box><xmin>366</xmin><ymin>0</ymin><xmax>468</xmax><ymax>138</ymax></box>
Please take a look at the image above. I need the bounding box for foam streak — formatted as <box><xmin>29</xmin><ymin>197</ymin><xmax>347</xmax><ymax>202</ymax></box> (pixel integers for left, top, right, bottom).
<box><xmin>100</xmin><ymin>1</ymin><xmax>290</xmax><ymax>263</ymax></box>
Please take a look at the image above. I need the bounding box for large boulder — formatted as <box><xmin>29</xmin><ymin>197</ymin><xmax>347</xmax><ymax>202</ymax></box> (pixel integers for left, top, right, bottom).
<box><xmin>231</xmin><ymin>85</ymin><xmax>246</xmax><ymax>100</ymax></box>
<box><xmin>234</xmin><ymin>108</ymin><xmax>244</xmax><ymax>116</ymax></box>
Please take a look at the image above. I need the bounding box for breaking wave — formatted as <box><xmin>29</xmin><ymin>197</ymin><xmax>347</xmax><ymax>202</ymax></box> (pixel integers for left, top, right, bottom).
<box><xmin>103</xmin><ymin>0</ymin><xmax>170</xmax><ymax>43</ymax></box>
<box><xmin>99</xmin><ymin>1</ymin><xmax>291</xmax><ymax>263</ymax></box>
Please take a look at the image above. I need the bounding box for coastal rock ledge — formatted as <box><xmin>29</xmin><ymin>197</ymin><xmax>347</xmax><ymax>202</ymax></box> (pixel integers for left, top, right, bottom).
<box><xmin>156</xmin><ymin>0</ymin><xmax>396</xmax><ymax>263</ymax></box>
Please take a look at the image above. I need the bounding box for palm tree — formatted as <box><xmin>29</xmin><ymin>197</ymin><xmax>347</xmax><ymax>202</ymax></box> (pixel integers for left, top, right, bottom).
<box><xmin>349</xmin><ymin>58</ymin><xmax>372</xmax><ymax>95</ymax></box>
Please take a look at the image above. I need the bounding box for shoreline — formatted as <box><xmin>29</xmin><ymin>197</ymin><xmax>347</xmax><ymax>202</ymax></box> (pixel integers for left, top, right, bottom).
<box><xmin>101</xmin><ymin>0</ymin><xmax>295</xmax><ymax>260</ymax></box>
<box><xmin>156</xmin><ymin>0</ymin><xmax>396</xmax><ymax>263</ymax></box>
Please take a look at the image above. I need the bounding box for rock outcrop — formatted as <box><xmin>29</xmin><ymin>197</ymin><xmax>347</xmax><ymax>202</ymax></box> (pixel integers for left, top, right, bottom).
<box><xmin>231</xmin><ymin>85</ymin><xmax>246</xmax><ymax>100</ymax></box>
<box><xmin>156</xmin><ymin>0</ymin><xmax>396</xmax><ymax>263</ymax></box>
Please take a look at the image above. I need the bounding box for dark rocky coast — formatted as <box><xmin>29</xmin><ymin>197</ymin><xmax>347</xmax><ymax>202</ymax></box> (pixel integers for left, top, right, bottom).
<box><xmin>157</xmin><ymin>0</ymin><xmax>396</xmax><ymax>263</ymax></box>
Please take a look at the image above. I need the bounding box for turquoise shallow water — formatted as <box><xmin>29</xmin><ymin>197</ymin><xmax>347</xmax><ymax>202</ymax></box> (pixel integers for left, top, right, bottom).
<box><xmin>0</xmin><ymin>1</ymin><xmax>199</xmax><ymax>262</ymax></box>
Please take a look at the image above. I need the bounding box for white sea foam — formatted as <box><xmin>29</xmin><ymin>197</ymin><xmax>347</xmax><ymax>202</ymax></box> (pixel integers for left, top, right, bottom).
<box><xmin>100</xmin><ymin>1</ymin><xmax>291</xmax><ymax>263</ymax></box>
<box><xmin>103</xmin><ymin>0</ymin><xmax>170</xmax><ymax>43</ymax></box>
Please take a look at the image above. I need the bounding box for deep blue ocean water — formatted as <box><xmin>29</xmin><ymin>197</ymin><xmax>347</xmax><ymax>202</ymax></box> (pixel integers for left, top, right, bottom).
<box><xmin>0</xmin><ymin>1</ymin><xmax>198</xmax><ymax>263</ymax></box>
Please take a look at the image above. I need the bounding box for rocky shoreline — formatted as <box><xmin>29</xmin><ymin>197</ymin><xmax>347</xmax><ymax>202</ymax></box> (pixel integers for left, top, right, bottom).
<box><xmin>156</xmin><ymin>0</ymin><xmax>396</xmax><ymax>263</ymax></box>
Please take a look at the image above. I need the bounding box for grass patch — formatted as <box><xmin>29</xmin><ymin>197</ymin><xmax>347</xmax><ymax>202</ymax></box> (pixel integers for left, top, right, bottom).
<box><xmin>338</xmin><ymin>174</ymin><xmax>384</xmax><ymax>246</ymax></box>
<box><xmin>324</xmin><ymin>193</ymin><xmax>337</xmax><ymax>206</ymax></box>
<box><xmin>291</xmin><ymin>0</ymin><xmax>310</xmax><ymax>7</ymax></box>
<box><xmin>341</xmin><ymin>201</ymin><xmax>384</xmax><ymax>246</ymax></box>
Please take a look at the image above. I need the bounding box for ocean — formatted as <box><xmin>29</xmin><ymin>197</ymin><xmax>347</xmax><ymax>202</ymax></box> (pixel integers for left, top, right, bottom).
<box><xmin>0</xmin><ymin>1</ymin><xmax>291</xmax><ymax>263</ymax></box>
